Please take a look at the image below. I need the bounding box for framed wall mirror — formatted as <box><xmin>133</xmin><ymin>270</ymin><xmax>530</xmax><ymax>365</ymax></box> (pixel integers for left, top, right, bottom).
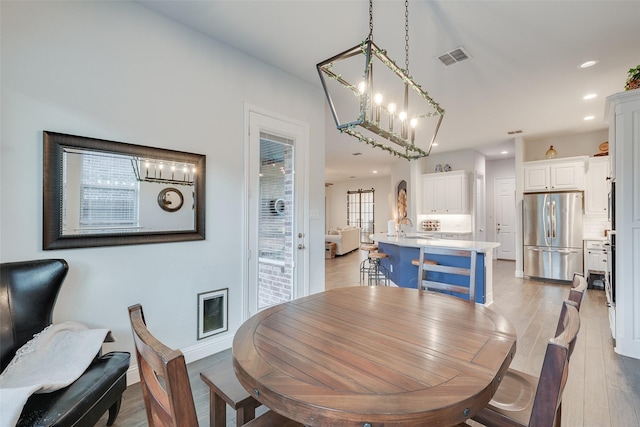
<box><xmin>43</xmin><ymin>131</ymin><xmax>206</xmax><ymax>250</ymax></box>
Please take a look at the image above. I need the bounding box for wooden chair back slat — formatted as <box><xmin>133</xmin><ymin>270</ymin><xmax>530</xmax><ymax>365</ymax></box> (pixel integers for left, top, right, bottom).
<box><xmin>129</xmin><ymin>304</ymin><xmax>198</xmax><ymax>427</ymax></box>
<box><xmin>529</xmin><ymin>302</ymin><xmax>580</xmax><ymax>427</ymax></box>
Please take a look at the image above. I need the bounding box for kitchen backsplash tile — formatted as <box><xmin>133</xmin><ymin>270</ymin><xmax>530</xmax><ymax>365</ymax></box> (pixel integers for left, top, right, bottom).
<box><xmin>417</xmin><ymin>214</ymin><xmax>472</xmax><ymax>233</ymax></box>
<box><xmin>583</xmin><ymin>217</ymin><xmax>610</xmax><ymax>238</ymax></box>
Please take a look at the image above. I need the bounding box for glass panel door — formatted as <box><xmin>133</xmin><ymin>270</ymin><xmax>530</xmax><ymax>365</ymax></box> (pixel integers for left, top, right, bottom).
<box><xmin>247</xmin><ymin>110</ymin><xmax>307</xmax><ymax>318</ymax></box>
<box><xmin>256</xmin><ymin>132</ymin><xmax>294</xmax><ymax>309</ymax></box>
<box><xmin>347</xmin><ymin>189</ymin><xmax>375</xmax><ymax>243</ymax></box>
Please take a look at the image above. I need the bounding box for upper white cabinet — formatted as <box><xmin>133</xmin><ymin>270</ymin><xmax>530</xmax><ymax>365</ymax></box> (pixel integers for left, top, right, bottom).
<box><xmin>422</xmin><ymin>171</ymin><xmax>469</xmax><ymax>214</ymax></box>
<box><xmin>585</xmin><ymin>157</ymin><xmax>610</xmax><ymax>216</ymax></box>
<box><xmin>523</xmin><ymin>157</ymin><xmax>586</xmax><ymax>192</ymax></box>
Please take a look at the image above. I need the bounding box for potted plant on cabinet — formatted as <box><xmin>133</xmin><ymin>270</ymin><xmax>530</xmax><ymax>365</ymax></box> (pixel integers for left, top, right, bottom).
<box><xmin>626</xmin><ymin>65</ymin><xmax>640</xmax><ymax>91</ymax></box>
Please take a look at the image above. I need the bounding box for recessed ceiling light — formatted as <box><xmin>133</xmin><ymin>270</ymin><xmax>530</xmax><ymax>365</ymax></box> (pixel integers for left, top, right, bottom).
<box><xmin>584</xmin><ymin>115</ymin><xmax>595</xmax><ymax>121</ymax></box>
<box><xmin>372</xmin><ymin>170</ymin><xmax>378</xmax><ymax>174</ymax></box>
<box><xmin>583</xmin><ymin>93</ymin><xmax>597</xmax><ymax>100</ymax></box>
<box><xmin>579</xmin><ymin>60</ymin><xmax>598</xmax><ymax>69</ymax></box>
<box><xmin>432</xmin><ymin>143</ymin><xmax>439</xmax><ymax>147</ymax></box>
<box><xmin>501</xmin><ymin>151</ymin><xmax>508</xmax><ymax>154</ymax></box>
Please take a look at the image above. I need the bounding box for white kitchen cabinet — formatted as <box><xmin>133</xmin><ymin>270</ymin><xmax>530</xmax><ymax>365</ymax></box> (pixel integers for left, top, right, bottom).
<box><xmin>523</xmin><ymin>158</ymin><xmax>586</xmax><ymax>192</ymax></box>
<box><xmin>584</xmin><ymin>239</ymin><xmax>608</xmax><ymax>276</ymax></box>
<box><xmin>585</xmin><ymin>157</ymin><xmax>610</xmax><ymax>216</ymax></box>
<box><xmin>422</xmin><ymin>171</ymin><xmax>468</xmax><ymax>214</ymax></box>
<box><xmin>604</xmin><ymin>89</ymin><xmax>640</xmax><ymax>357</ymax></box>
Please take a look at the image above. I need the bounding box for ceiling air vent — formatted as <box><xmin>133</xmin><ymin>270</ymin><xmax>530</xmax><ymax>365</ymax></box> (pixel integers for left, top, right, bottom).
<box><xmin>438</xmin><ymin>47</ymin><xmax>470</xmax><ymax>66</ymax></box>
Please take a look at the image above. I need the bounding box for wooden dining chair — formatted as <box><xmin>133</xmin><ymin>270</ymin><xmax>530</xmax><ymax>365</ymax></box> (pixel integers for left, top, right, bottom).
<box><xmin>129</xmin><ymin>304</ymin><xmax>198</xmax><ymax>427</ymax></box>
<box><xmin>568</xmin><ymin>272</ymin><xmax>587</xmax><ymax>310</ymax></box>
<box><xmin>470</xmin><ymin>301</ymin><xmax>581</xmax><ymax>427</ymax></box>
<box><xmin>129</xmin><ymin>304</ymin><xmax>300</xmax><ymax>427</ymax></box>
<box><xmin>417</xmin><ymin>246</ymin><xmax>477</xmax><ymax>302</ymax></box>
<box><xmin>553</xmin><ymin>273</ymin><xmax>587</xmax><ymax>339</ymax></box>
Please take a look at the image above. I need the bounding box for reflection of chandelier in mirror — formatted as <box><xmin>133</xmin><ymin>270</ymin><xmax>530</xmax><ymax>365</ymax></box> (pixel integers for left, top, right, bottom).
<box><xmin>132</xmin><ymin>158</ymin><xmax>196</xmax><ymax>186</ymax></box>
<box><xmin>317</xmin><ymin>0</ymin><xmax>444</xmax><ymax>160</ymax></box>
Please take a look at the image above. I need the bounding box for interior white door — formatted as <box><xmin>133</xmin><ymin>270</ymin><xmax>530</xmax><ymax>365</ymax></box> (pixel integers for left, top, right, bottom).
<box><xmin>495</xmin><ymin>177</ymin><xmax>516</xmax><ymax>260</ymax></box>
<box><xmin>246</xmin><ymin>110</ymin><xmax>307</xmax><ymax>318</ymax></box>
<box><xmin>475</xmin><ymin>174</ymin><xmax>486</xmax><ymax>241</ymax></box>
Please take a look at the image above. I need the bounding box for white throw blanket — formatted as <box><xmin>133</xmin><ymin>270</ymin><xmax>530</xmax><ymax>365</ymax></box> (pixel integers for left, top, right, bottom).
<box><xmin>0</xmin><ymin>321</ymin><xmax>109</xmax><ymax>427</ymax></box>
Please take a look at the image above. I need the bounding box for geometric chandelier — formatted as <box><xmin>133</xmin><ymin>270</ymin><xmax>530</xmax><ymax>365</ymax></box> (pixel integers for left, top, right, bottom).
<box><xmin>317</xmin><ymin>0</ymin><xmax>444</xmax><ymax>160</ymax></box>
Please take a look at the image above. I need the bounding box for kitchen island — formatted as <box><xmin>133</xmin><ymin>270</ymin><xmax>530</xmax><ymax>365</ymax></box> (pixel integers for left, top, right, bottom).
<box><xmin>371</xmin><ymin>233</ymin><xmax>500</xmax><ymax>305</ymax></box>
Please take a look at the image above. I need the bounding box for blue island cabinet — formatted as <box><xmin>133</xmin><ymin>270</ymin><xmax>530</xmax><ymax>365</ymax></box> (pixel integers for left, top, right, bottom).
<box><xmin>377</xmin><ymin>241</ymin><xmax>487</xmax><ymax>304</ymax></box>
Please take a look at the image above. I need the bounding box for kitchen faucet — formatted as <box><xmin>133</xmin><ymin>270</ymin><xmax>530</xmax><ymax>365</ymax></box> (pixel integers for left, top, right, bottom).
<box><xmin>399</xmin><ymin>217</ymin><xmax>413</xmax><ymax>238</ymax></box>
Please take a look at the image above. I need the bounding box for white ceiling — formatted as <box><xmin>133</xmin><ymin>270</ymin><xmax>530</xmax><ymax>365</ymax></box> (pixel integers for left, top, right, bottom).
<box><xmin>139</xmin><ymin>0</ymin><xmax>640</xmax><ymax>183</ymax></box>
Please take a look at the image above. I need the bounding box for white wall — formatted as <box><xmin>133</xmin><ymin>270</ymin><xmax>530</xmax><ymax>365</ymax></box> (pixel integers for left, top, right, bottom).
<box><xmin>524</xmin><ymin>129</ymin><xmax>608</xmax><ymax>161</ymax></box>
<box><xmin>325</xmin><ymin>176</ymin><xmax>391</xmax><ymax>235</ymax></box>
<box><xmin>1</xmin><ymin>0</ymin><xmax>326</xmax><ymax>374</ymax></box>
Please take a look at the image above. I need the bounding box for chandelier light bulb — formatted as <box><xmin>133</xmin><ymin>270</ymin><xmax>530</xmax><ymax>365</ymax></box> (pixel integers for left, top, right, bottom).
<box><xmin>358</xmin><ymin>81</ymin><xmax>367</xmax><ymax>94</ymax></box>
<box><xmin>399</xmin><ymin>112</ymin><xmax>408</xmax><ymax>139</ymax></box>
<box><xmin>373</xmin><ymin>93</ymin><xmax>384</xmax><ymax>123</ymax></box>
<box><xmin>387</xmin><ymin>103</ymin><xmax>397</xmax><ymax>132</ymax></box>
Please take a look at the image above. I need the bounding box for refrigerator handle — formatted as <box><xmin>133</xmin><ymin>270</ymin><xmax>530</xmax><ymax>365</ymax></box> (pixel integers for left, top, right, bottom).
<box><xmin>543</xmin><ymin>194</ymin><xmax>550</xmax><ymax>243</ymax></box>
<box><xmin>551</xmin><ymin>199</ymin><xmax>557</xmax><ymax>239</ymax></box>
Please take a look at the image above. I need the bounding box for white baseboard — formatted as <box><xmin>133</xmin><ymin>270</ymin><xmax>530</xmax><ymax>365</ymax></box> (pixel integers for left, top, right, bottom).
<box><xmin>125</xmin><ymin>334</ymin><xmax>234</xmax><ymax>385</ymax></box>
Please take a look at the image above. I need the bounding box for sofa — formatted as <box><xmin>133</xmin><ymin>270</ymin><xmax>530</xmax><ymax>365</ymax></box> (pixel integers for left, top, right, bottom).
<box><xmin>325</xmin><ymin>226</ymin><xmax>361</xmax><ymax>255</ymax></box>
<box><xmin>0</xmin><ymin>259</ymin><xmax>131</xmax><ymax>427</ymax></box>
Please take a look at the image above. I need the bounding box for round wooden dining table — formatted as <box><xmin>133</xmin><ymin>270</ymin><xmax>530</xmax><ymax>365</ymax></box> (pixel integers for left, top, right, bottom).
<box><xmin>233</xmin><ymin>286</ymin><xmax>516</xmax><ymax>427</ymax></box>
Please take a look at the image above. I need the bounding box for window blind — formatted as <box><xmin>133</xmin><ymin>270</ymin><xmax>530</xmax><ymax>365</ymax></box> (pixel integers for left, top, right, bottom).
<box><xmin>80</xmin><ymin>154</ymin><xmax>139</xmax><ymax>227</ymax></box>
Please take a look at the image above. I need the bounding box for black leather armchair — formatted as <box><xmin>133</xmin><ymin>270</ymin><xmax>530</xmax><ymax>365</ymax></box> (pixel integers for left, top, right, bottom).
<box><xmin>0</xmin><ymin>259</ymin><xmax>130</xmax><ymax>426</ymax></box>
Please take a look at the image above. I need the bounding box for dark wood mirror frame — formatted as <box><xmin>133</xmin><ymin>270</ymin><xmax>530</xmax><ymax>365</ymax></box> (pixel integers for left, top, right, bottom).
<box><xmin>43</xmin><ymin>131</ymin><xmax>206</xmax><ymax>250</ymax></box>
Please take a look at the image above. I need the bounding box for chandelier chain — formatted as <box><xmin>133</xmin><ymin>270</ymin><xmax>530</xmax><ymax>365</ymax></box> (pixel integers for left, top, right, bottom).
<box><xmin>405</xmin><ymin>0</ymin><xmax>409</xmax><ymax>74</ymax></box>
<box><xmin>368</xmin><ymin>0</ymin><xmax>374</xmax><ymax>41</ymax></box>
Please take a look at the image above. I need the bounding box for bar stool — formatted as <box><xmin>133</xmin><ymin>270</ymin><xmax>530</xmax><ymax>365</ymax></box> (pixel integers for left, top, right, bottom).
<box><xmin>368</xmin><ymin>252</ymin><xmax>390</xmax><ymax>286</ymax></box>
<box><xmin>359</xmin><ymin>243</ymin><xmax>378</xmax><ymax>285</ymax></box>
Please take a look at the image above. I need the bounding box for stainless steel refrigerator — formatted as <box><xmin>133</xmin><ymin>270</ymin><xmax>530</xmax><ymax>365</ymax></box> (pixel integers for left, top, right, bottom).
<box><xmin>523</xmin><ymin>192</ymin><xmax>583</xmax><ymax>281</ymax></box>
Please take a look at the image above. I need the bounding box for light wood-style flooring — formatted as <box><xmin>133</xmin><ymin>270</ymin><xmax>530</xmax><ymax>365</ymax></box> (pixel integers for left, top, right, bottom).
<box><xmin>102</xmin><ymin>250</ymin><xmax>640</xmax><ymax>426</ymax></box>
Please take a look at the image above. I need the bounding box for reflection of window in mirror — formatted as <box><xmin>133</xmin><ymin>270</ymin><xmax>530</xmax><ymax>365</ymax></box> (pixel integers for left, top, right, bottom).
<box><xmin>63</xmin><ymin>150</ymin><xmax>140</xmax><ymax>235</ymax></box>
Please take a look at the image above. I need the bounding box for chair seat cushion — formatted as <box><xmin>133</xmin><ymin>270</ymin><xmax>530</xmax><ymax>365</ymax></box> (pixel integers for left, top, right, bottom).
<box><xmin>16</xmin><ymin>352</ymin><xmax>130</xmax><ymax>427</ymax></box>
<box><xmin>473</xmin><ymin>368</ymin><xmax>537</xmax><ymax>427</ymax></box>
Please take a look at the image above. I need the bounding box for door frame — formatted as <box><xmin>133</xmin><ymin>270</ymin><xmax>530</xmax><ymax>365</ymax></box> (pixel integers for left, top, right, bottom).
<box><xmin>243</xmin><ymin>104</ymin><xmax>310</xmax><ymax>320</ymax></box>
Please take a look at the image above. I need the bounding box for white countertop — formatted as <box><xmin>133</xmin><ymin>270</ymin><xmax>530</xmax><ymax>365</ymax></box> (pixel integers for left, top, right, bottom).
<box><xmin>371</xmin><ymin>233</ymin><xmax>500</xmax><ymax>253</ymax></box>
<box><xmin>419</xmin><ymin>230</ymin><xmax>473</xmax><ymax>235</ymax></box>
